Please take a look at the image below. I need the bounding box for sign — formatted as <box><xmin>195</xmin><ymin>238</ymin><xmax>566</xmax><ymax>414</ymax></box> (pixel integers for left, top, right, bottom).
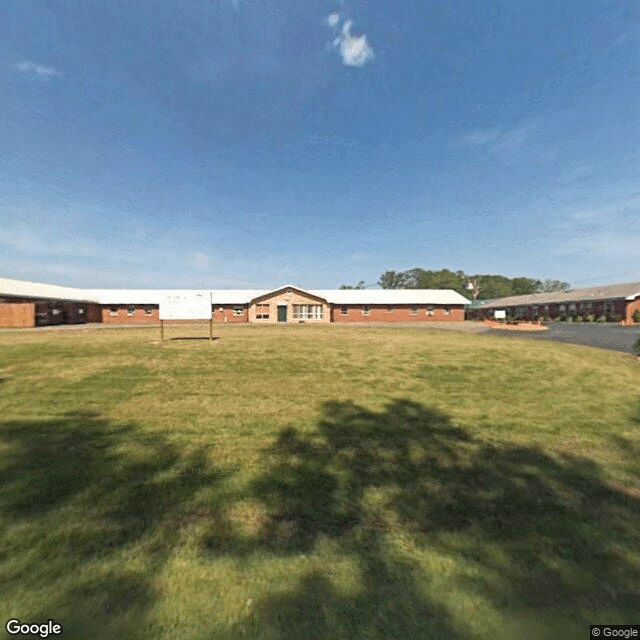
<box><xmin>494</xmin><ymin>310</ymin><xmax>506</xmax><ymax>319</ymax></box>
<box><xmin>160</xmin><ymin>293</ymin><xmax>212</xmax><ymax>320</ymax></box>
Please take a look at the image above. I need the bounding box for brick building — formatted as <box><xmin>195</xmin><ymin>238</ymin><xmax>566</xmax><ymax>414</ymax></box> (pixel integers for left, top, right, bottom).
<box><xmin>471</xmin><ymin>281</ymin><xmax>640</xmax><ymax>325</ymax></box>
<box><xmin>0</xmin><ymin>278</ymin><xmax>470</xmax><ymax>327</ymax></box>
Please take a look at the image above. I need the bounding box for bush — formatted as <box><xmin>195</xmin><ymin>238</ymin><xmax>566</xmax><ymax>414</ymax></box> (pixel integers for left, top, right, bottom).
<box><xmin>573</xmin><ymin>315</ymin><xmax>582</xmax><ymax>322</ymax></box>
<box><xmin>612</xmin><ymin>314</ymin><xmax>624</xmax><ymax>323</ymax></box>
<box><xmin>597</xmin><ymin>315</ymin><xmax>607</xmax><ymax>323</ymax></box>
<box><xmin>583</xmin><ymin>314</ymin><xmax>594</xmax><ymax>323</ymax></box>
<box><xmin>633</xmin><ymin>310</ymin><xmax>640</xmax><ymax>323</ymax></box>
<box><xmin>559</xmin><ymin>315</ymin><xmax>567</xmax><ymax>322</ymax></box>
<box><xmin>634</xmin><ymin>334</ymin><xmax>640</xmax><ymax>356</ymax></box>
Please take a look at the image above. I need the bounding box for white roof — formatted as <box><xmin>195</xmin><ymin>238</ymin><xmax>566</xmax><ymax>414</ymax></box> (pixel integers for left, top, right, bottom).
<box><xmin>1</xmin><ymin>278</ymin><xmax>470</xmax><ymax>306</ymax></box>
<box><xmin>310</xmin><ymin>289</ymin><xmax>471</xmax><ymax>305</ymax></box>
<box><xmin>0</xmin><ymin>277</ymin><xmax>99</xmax><ymax>302</ymax></box>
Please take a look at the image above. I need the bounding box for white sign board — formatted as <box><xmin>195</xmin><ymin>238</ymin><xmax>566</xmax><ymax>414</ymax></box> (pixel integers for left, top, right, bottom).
<box><xmin>160</xmin><ymin>293</ymin><xmax>212</xmax><ymax>320</ymax></box>
<box><xmin>494</xmin><ymin>310</ymin><xmax>506</xmax><ymax>319</ymax></box>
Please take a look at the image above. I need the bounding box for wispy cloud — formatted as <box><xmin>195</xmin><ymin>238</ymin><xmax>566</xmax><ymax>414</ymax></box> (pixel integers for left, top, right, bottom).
<box><xmin>549</xmin><ymin>192</ymin><xmax>640</xmax><ymax>262</ymax></box>
<box><xmin>325</xmin><ymin>14</ymin><xmax>374</xmax><ymax>67</ymax></box>
<box><xmin>187</xmin><ymin>251</ymin><xmax>210</xmax><ymax>270</ymax></box>
<box><xmin>456</xmin><ymin>120</ymin><xmax>542</xmax><ymax>164</ymax></box>
<box><xmin>14</xmin><ymin>60</ymin><xmax>61</xmax><ymax>78</ymax></box>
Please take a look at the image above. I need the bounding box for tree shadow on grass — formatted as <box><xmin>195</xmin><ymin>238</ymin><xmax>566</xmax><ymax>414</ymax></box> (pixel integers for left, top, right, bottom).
<box><xmin>205</xmin><ymin>399</ymin><xmax>640</xmax><ymax>639</ymax></box>
<box><xmin>0</xmin><ymin>411</ymin><xmax>235</xmax><ymax>639</ymax></box>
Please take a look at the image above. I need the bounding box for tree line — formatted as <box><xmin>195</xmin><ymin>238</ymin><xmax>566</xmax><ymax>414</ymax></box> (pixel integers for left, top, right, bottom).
<box><xmin>340</xmin><ymin>269</ymin><xmax>569</xmax><ymax>300</ymax></box>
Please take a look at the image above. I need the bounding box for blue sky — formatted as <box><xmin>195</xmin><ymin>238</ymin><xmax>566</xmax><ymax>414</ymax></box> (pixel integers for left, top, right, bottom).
<box><xmin>1</xmin><ymin>0</ymin><xmax>639</xmax><ymax>289</ymax></box>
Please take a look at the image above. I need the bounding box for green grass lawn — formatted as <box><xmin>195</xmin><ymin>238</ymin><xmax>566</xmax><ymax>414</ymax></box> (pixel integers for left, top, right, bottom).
<box><xmin>1</xmin><ymin>324</ymin><xmax>639</xmax><ymax>639</ymax></box>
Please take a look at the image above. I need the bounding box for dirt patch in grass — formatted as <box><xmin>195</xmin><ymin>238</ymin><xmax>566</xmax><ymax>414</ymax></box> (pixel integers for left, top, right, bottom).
<box><xmin>483</xmin><ymin>320</ymin><xmax>548</xmax><ymax>331</ymax></box>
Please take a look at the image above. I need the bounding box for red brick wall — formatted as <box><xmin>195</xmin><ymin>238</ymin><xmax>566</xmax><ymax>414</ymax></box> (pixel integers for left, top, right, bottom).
<box><xmin>212</xmin><ymin>305</ymin><xmax>249</xmax><ymax>323</ymax></box>
<box><xmin>101</xmin><ymin>305</ymin><xmax>160</xmax><ymax>324</ymax></box>
<box><xmin>478</xmin><ymin>299</ymin><xmax>630</xmax><ymax>321</ymax></box>
<box><xmin>330</xmin><ymin>304</ymin><xmax>465</xmax><ymax>322</ymax></box>
<box><xmin>626</xmin><ymin>298</ymin><xmax>640</xmax><ymax>324</ymax></box>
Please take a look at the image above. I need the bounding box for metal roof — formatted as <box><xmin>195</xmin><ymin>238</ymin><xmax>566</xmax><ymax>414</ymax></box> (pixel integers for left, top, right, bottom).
<box><xmin>477</xmin><ymin>281</ymin><xmax>640</xmax><ymax>309</ymax></box>
<box><xmin>310</xmin><ymin>289</ymin><xmax>471</xmax><ymax>305</ymax></box>
<box><xmin>0</xmin><ymin>277</ymin><xmax>99</xmax><ymax>302</ymax></box>
<box><xmin>1</xmin><ymin>278</ymin><xmax>471</xmax><ymax>306</ymax></box>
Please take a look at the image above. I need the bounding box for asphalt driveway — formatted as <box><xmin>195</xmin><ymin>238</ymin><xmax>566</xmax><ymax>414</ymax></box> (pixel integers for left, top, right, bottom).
<box><xmin>487</xmin><ymin>322</ymin><xmax>640</xmax><ymax>354</ymax></box>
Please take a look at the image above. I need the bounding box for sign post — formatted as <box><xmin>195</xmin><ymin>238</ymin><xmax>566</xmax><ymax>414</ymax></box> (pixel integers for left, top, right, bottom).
<box><xmin>159</xmin><ymin>293</ymin><xmax>213</xmax><ymax>343</ymax></box>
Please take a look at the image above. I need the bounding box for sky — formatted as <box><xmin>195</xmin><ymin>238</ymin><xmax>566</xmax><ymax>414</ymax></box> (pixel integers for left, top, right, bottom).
<box><xmin>1</xmin><ymin>0</ymin><xmax>639</xmax><ymax>289</ymax></box>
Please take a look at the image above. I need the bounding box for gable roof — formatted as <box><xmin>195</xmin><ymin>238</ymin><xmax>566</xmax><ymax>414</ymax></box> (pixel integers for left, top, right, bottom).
<box><xmin>0</xmin><ymin>277</ymin><xmax>470</xmax><ymax>306</ymax></box>
<box><xmin>477</xmin><ymin>281</ymin><xmax>640</xmax><ymax>308</ymax></box>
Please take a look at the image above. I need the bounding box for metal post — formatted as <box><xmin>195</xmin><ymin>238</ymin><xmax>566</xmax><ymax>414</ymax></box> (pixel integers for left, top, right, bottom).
<box><xmin>209</xmin><ymin>317</ymin><xmax>213</xmax><ymax>341</ymax></box>
<box><xmin>160</xmin><ymin>319</ymin><xmax>164</xmax><ymax>344</ymax></box>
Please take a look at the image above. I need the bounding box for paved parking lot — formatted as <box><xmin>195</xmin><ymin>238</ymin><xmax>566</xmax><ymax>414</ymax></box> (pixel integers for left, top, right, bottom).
<box><xmin>486</xmin><ymin>322</ymin><xmax>640</xmax><ymax>354</ymax></box>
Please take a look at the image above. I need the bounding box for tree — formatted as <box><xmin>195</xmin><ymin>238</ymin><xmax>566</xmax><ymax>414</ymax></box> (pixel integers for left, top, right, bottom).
<box><xmin>339</xmin><ymin>281</ymin><xmax>366</xmax><ymax>290</ymax></box>
<box><xmin>473</xmin><ymin>275</ymin><xmax>513</xmax><ymax>300</ymax></box>
<box><xmin>378</xmin><ymin>271</ymin><xmax>407</xmax><ymax>289</ymax></box>
<box><xmin>511</xmin><ymin>278</ymin><xmax>542</xmax><ymax>296</ymax></box>
<box><xmin>539</xmin><ymin>279</ymin><xmax>570</xmax><ymax>293</ymax></box>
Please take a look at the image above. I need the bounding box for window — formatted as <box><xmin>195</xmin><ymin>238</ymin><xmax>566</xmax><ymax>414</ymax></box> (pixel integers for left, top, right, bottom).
<box><xmin>603</xmin><ymin>302</ymin><xmax>615</xmax><ymax>316</ymax></box>
<box><xmin>559</xmin><ymin>305</ymin><xmax>566</xmax><ymax>315</ymax></box>
<box><xmin>410</xmin><ymin>306</ymin><xmax>418</xmax><ymax>315</ymax></box>
<box><xmin>110</xmin><ymin>307</ymin><xmax>118</xmax><ymax>317</ymax></box>
<box><xmin>341</xmin><ymin>305</ymin><xmax>348</xmax><ymax>315</ymax></box>
<box><xmin>127</xmin><ymin>305</ymin><xmax>136</xmax><ymax>316</ymax></box>
<box><xmin>144</xmin><ymin>306</ymin><xmax>153</xmax><ymax>315</ymax></box>
<box><xmin>78</xmin><ymin>308</ymin><xmax>85</xmax><ymax>314</ymax></box>
<box><xmin>444</xmin><ymin>306</ymin><xmax>451</xmax><ymax>315</ymax></box>
<box><xmin>256</xmin><ymin>303</ymin><xmax>269</xmax><ymax>320</ymax></box>
<box><xmin>233</xmin><ymin>306</ymin><xmax>244</xmax><ymax>316</ymax></box>
<box><xmin>293</xmin><ymin>304</ymin><xmax>323</xmax><ymax>320</ymax></box>
<box><xmin>427</xmin><ymin>305</ymin><xmax>434</xmax><ymax>316</ymax></box>
<box><xmin>544</xmin><ymin>305</ymin><xmax>549</xmax><ymax>313</ymax></box>
<box><xmin>569</xmin><ymin>304</ymin><xmax>577</xmax><ymax>315</ymax></box>
<box><xmin>362</xmin><ymin>305</ymin><xmax>371</xmax><ymax>315</ymax></box>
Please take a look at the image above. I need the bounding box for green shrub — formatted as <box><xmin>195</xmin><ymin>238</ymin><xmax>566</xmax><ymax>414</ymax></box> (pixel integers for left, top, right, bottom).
<box><xmin>573</xmin><ymin>315</ymin><xmax>582</xmax><ymax>322</ymax></box>
<box><xmin>633</xmin><ymin>310</ymin><xmax>640</xmax><ymax>323</ymax></box>
<box><xmin>612</xmin><ymin>314</ymin><xmax>624</xmax><ymax>323</ymax></box>
<box><xmin>583</xmin><ymin>314</ymin><xmax>594</xmax><ymax>323</ymax></box>
<box><xmin>634</xmin><ymin>334</ymin><xmax>640</xmax><ymax>356</ymax></box>
<box><xmin>597</xmin><ymin>315</ymin><xmax>607</xmax><ymax>323</ymax></box>
<box><xmin>559</xmin><ymin>315</ymin><xmax>567</xmax><ymax>322</ymax></box>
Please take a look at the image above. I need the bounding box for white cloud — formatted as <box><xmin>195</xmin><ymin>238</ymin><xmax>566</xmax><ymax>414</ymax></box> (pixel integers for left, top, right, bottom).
<box><xmin>14</xmin><ymin>60</ymin><xmax>61</xmax><ymax>78</ymax></box>
<box><xmin>326</xmin><ymin>15</ymin><xmax>374</xmax><ymax>67</ymax></box>
<box><xmin>326</xmin><ymin>12</ymin><xmax>340</xmax><ymax>28</ymax></box>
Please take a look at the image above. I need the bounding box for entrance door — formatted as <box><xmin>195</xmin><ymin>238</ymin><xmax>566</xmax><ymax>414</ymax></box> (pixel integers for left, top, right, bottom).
<box><xmin>277</xmin><ymin>306</ymin><xmax>287</xmax><ymax>323</ymax></box>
